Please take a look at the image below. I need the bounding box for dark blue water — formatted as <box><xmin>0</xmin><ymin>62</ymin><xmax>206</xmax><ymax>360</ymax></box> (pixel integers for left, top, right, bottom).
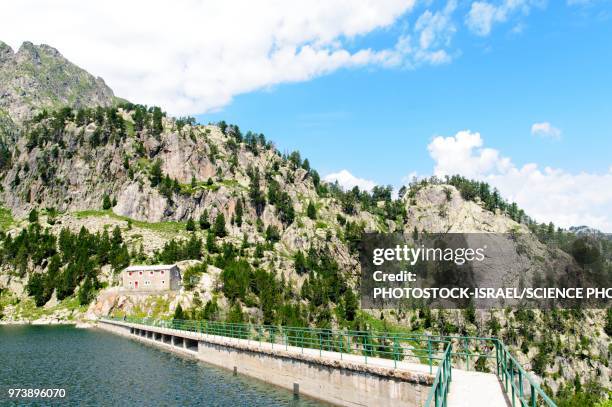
<box><xmin>0</xmin><ymin>325</ymin><xmax>326</xmax><ymax>406</ymax></box>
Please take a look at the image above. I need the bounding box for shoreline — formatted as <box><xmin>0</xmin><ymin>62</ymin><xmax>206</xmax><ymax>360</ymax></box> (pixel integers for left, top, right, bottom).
<box><xmin>0</xmin><ymin>319</ymin><xmax>95</xmax><ymax>328</ymax></box>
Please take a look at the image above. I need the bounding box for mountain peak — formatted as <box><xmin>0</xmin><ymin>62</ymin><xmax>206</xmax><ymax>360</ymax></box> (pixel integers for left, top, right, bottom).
<box><xmin>0</xmin><ymin>41</ymin><xmax>13</xmax><ymax>65</ymax></box>
<box><xmin>0</xmin><ymin>40</ymin><xmax>118</xmax><ymax>123</ymax></box>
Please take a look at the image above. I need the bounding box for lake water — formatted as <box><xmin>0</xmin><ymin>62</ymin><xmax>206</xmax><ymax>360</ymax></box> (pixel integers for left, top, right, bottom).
<box><xmin>0</xmin><ymin>325</ymin><xmax>326</xmax><ymax>406</ymax></box>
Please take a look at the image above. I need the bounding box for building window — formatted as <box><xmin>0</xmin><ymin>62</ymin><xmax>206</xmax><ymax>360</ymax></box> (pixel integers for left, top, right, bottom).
<box><xmin>161</xmin><ymin>280</ymin><xmax>165</xmax><ymax>285</ymax></box>
<box><xmin>150</xmin><ymin>271</ymin><xmax>154</xmax><ymax>276</ymax></box>
<box><xmin>139</xmin><ymin>271</ymin><xmax>143</xmax><ymax>275</ymax></box>
<box><xmin>129</xmin><ymin>272</ymin><xmax>132</xmax><ymax>276</ymax></box>
<box><xmin>161</xmin><ymin>271</ymin><xmax>164</xmax><ymax>275</ymax></box>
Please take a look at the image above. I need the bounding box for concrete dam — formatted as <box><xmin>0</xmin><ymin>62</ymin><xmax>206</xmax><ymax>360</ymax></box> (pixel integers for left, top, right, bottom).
<box><xmin>98</xmin><ymin>318</ymin><xmax>556</xmax><ymax>407</ymax></box>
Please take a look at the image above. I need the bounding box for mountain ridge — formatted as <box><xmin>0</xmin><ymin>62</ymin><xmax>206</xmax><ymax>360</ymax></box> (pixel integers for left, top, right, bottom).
<box><xmin>0</xmin><ymin>40</ymin><xmax>117</xmax><ymax>124</ymax></box>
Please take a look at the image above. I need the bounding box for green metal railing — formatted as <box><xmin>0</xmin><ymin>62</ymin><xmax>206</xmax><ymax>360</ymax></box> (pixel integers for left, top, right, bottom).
<box><xmin>109</xmin><ymin>316</ymin><xmax>450</xmax><ymax>371</ymax></box>
<box><xmin>424</xmin><ymin>341</ymin><xmax>452</xmax><ymax>407</ymax></box>
<box><xmin>104</xmin><ymin>317</ymin><xmax>556</xmax><ymax>407</ymax></box>
<box><xmin>430</xmin><ymin>336</ymin><xmax>556</xmax><ymax>407</ymax></box>
<box><xmin>495</xmin><ymin>340</ymin><xmax>557</xmax><ymax>407</ymax></box>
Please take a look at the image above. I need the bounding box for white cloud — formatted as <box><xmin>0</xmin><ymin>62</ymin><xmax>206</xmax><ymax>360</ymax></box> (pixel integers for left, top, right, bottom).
<box><xmin>324</xmin><ymin>170</ymin><xmax>377</xmax><ymax>192</ymax></box>
<box><xmin>427</xmin><ymin>130</ymin><xmax>512</xmax><ymax>178</ymax></box>
<box><xmin>0</xmin><ymin>0</ymin><xmax>431</xmax><ymax>115</ymax></box>
<box><xmin>567</xmin><ymin>0</ymin><xmax>596</xmax><ymax>5</ymax></box>
<box><xmin>412</xmin><ymin>0</ymin><xmax>458</xmax><ymax>64</ymax></box>
<box><xmin>465</xmin><ymin>0</ymin><xmax>537</xmax><ymax>36</ymax></box>
<box><xmin>427</xmin><ymin>131</ymin><xmax>612</xmax><ymax>231</ymax></box>
<box><xmin>531</xmin><ymin>122</ymin><xmax>562</xmax><ymax>139</ymax></box>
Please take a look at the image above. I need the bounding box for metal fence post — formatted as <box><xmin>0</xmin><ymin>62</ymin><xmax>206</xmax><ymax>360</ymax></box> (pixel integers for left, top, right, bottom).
<box><xmin>393</xmin><ymin>336</ymin><xmax>398</xmax><ymax>369</ymax></box>
<box><xmin>495</xmin><ymin>340</ymin><xmax>500</xmax><ymax>377</ymax></box>
<box><xmin>319</xmin><ymin>334</ymin><xmax>322</xmax><ymax>357</ymax></box>
<box><xmin>465</xmin><ymin>337</ymin><xmax>470</xmax><ymax>371</ymax></box>
<box><xmin>348</xmin><ymin>334</ymin><xmax>351</xmax><ymax>357</ymax></box>
<box><xmin>428</xmin><ymin>337</ymin><xmax>433</xmax><ymax>374</ymax></box>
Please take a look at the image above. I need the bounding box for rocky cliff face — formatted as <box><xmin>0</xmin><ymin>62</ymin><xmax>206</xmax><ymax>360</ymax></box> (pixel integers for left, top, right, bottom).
<box><xmin>402</xmin><ymin>184</ymin><xmax>582</xmax><ymax>295</ymax></box>
<box><xmin>0</xmin><ymin>105</ymin><xmax>375</xmax><ymax>252</ymax></box>
<box><xmin>0</xmin><ymin>41</ymin><xmax>116</xmax><ymax>124</ymax></box>
<box><xmin>403</xmin><ymin>184</ymin><xmax>521</xmax><ymax>233</ymax></box>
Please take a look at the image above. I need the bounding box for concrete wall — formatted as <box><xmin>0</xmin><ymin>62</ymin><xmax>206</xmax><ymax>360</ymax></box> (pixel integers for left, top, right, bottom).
<box><xmin>98</xmin><ymin>320</ymin><xmax>132</xmax><ymax>337</ymax></box>
<box><xmin>97</xmin><ymin>320</ymin><xmax>430</xmax><ymax>407</ymax></box>
<box><xmin>196</xmin><ymin>340</ymin><xmax>429</xmax><ymax>407</ymax></box>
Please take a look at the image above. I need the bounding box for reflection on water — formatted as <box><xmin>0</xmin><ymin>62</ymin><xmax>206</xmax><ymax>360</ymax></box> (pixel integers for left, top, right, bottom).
<box><xmin>0</xmin><ymin>325</ymin><xmax>326</xmax><ymax>406</ymax></box>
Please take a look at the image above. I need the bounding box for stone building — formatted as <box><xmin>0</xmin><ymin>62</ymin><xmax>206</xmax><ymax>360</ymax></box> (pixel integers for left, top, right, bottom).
<box><xmin>122</xmin><ymin>265</ymin><xmax>181</xmax><ymax>291</ymax></box>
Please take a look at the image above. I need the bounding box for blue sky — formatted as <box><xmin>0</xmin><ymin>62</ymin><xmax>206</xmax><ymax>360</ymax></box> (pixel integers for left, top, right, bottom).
<box><xmin>3</xmin><ymin>0</ymin><xmax>611</xmax><ymax>229</ymax></box>
<box><xmin>199</xmin><ymin>1</ymin><xmax>612</xmax><ymax>187</ymax></box>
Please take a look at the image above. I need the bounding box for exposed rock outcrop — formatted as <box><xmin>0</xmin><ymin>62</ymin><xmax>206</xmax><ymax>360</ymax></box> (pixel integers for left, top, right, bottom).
<box><xmin>0</xmin><ymin>41</ymin><xmax>116</xmax><ymax>123</ymax></box>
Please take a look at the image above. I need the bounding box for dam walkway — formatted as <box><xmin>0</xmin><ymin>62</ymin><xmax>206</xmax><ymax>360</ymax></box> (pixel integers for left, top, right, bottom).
<box><xmin>99</xmin><ymin>318</ymin><xmax>556</xmax><ymax>407</ymax></box>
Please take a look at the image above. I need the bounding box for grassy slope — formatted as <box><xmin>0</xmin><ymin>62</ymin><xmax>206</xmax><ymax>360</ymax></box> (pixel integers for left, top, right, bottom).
<box><xmin>74</xmin><ymin>209</ymin><xmax>185</xmax><ymax>235</ymax></box>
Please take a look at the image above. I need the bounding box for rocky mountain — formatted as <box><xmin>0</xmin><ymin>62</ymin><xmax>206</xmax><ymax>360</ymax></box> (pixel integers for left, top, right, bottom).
<box><xmin>0</xmin><ymin>41</ymin><xmax>116</xmax><ymax>124</ymax></box>
<box><xmin>0</xmin><ymin>41</ymin><xmax>609</xmax><ymax>404</ymax></box>
<box><xmin>570</xmin><ymin>225</ymin><xmax>612</xmax><ymax>240</ymax></box>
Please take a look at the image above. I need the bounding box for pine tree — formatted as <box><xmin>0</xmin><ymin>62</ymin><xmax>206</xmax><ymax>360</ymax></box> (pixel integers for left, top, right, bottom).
<box><xmin>294</xmin><ymin>251</ymin><xmax>307</xmax><ymax>275</ymax></box>
<box><xmin>150</xmin><ymin>159</ymin><xmax>163</xmax><ymax>187</ymax></box>
<box><xmin>133</xmin><ymin>107</ymin><xmax>146</xmax><ymax>131</ymax></box>
<box><xmin>26</xmin><ymin>273</ymin><xmax>46</xmax><ymax>306</ymax></box>
<box><xmin>102</xmin><ymin>194</ymin><xmax>112</xmax><ymax>210</ymax></box>
<box><xmin>267</xmin><ymin>179</ymin><xmax>280</xmax><ymax>205</ymax></box>
<box><xmin>78</xmin><ymin>276</ymin><xmax>95</xmax><ymax>305</ymax></box>
<box><xmin>111</xmin><ymin>245</ymin><xmax>130</xmax><ymax>273</ymax></box>
<box><xmin>307</xmin><ymin>201</ymin><xmax>317</xmax><ymax>220</ymax></box>
<box><xmin>248</xmin><ymin>168</ymin><xmax>266</xmax><ymax>216</ymax></box>
<box><xmin>173</xmin><ymin>304</ymin><xmax>184</xmax><ymax>320</ymax></box>
<box><xmin>28</xmin><ymin>209</ymin><xmax>38</xmax><ymax>223</ymax></box>
<box><xmin>605</xmin><ymin>308</ymin><xmax>612</xmax><ymax>336</ymax></box>
<box><xmin>111</xmin><ymin>226</ymin><xmax>123</xmax><ymax>247</ymax></box>
<box><xmin>235</xmin><ymin>199</ymin><xmax>243</xmax><ymax>227</ymax></box>
<box><xmin>265</xmin><ymin>225</ymin><xmax>280</xmax><ymax>243</ymax></box>
<box><xmin>203</xmin><ymin>298</ymin><xmax>219</xmax><ymax>321</ymax></box>
<box><xmin>254</xmin><ymin>243</ymin><xmax>264</xmax><ymax>259</ymax></box>
<box><xmin>199</xmin><ymin>210</ymin><xmax>211</xmax><ymax>230</ymax></box>
<box><xmin>151</xmin><ymin>107</ymin><xmax>164</xmax><ymax>137</ymax></box>
<box><xmin>214</xmin><ymin>213</ymin><xmax>227</xmax><ymax>238</ymax></box>
<box><xmin>343</xmin><ymin>289</ymin><xmax>358</xmax><ymax>321</ymax></box>
<box><xmin>277</xmin><ymin>192</ymin><xmax>295</xmax><ymax>225</ymax></box>
<box><xmin>288</xmin><ymin>151</ymin><xmax>301</xmax><ymax>169</ymax></box>
<box><xmin>186</xmin><ymin>218</ymin><xmax>196</xmax><ymax>231</ymax></box>
<box><xmin>227</xmin><ymin>302</ymin><xmax>245</xmax><ymax>324</ymax></box>
<box><xmin>206</xmin><ymin>231</ymin><xmax>217</xmax><ymax>253</ymax></box>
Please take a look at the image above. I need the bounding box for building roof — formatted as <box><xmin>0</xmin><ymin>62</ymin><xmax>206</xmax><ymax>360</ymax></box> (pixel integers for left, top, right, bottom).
<box><xmin>124</xmin><ymin>264</ymin><xmax>177</xmax><ymax>272</ymax></box>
